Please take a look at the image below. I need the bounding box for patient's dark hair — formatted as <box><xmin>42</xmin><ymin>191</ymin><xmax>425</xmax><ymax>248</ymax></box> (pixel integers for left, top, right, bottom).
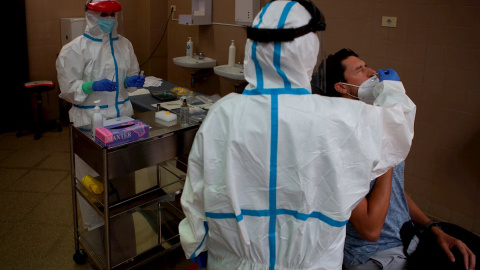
<box><xmin>324</xmin><ymin>48</ymin><xmax>359</xmax><ymax>97</ymax></box>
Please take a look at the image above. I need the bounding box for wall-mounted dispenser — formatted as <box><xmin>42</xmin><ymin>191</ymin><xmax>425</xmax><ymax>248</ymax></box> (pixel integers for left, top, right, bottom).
<box><xmin>235</xmin><ymin>0</ymin><xmax>260</xmax><ymax>26</ymax></box>
<box><xmin>179</xmin><ymin>0</ymin><xmax>212</xmax><ymax>25</ymax></box>
<box><xmin>60</xmin><ymin>18</ymin><xmax>86</xmax><ymax>46</ymax></box>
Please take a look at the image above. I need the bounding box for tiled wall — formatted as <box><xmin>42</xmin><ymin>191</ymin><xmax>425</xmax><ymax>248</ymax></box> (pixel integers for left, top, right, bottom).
<box><xmin>25</xmin><ymin>0</ymin><xmax>479</xmax><ymax>234</ymax></box>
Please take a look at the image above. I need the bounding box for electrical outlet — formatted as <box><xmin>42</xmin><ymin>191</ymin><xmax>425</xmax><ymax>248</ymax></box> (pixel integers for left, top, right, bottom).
<box><xmin>170</xmin><ymin>5</ymin><xmax>176</xmax><ymax>12</ymax></box>
<box><xmin>382</xmin><ymin>16</ymin><xmax>397</xmax><ymax>27</ymax></box>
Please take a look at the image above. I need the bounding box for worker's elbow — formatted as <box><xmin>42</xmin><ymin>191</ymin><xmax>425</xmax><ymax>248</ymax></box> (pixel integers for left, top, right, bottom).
<box><xmin>359</xmin><ymin>229</ymin><xmax>382</xmax><ymax>242</ymax></box>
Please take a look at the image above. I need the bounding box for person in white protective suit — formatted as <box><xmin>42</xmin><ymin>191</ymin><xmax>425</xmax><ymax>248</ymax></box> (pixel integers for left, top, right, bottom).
<box><xmin>56</xmin><ymin>0</ymin><xmax>142</xmax><ymax>263</ymax></box>
<box><xmin>179</xmin><ymin>0</ymin><xmax>416</xmax><ymax>269</ymax></box>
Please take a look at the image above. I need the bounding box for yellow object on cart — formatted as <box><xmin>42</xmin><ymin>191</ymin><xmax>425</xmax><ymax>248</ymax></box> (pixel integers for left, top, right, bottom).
<box><xmin>81</xmin><ymin>175</ymin><xmax>104</xmax><ymax>194</ymax></box>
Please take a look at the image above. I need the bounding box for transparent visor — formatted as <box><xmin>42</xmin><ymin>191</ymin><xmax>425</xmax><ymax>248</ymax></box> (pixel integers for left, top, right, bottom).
<box><xmin>311</xmin><ymin>31</ymin><xmax>326</xmax><ymax>95</ymax></box>
<box><xmin>90</xmin><ymin>10</ymin><xmax>124</xmax><ymax>35</ymax></box>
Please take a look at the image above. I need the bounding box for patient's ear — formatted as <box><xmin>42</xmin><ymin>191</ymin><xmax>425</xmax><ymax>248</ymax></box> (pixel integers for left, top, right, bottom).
<box><xmin>334</xmin><ymin>82</ymin><xmax>347</xmax><ymax>95</ymax></box>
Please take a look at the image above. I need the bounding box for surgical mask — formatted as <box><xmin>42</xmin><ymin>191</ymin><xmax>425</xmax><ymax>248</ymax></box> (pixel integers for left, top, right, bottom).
<box><xmin>98</xmin><ymin>17</ymin><xmax>115</xmax><ymax>33</ymax></box>
<box><xmin>340</xmin><ymin>76</ymin><xmax>379</xmax><ymax>105</ymax></box>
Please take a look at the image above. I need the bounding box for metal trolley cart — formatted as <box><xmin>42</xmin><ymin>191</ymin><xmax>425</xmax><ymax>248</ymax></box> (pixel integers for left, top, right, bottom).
<box><xmin>70</xmin><ymin>111</ymin><xmax>199</xmax><ymax>269</ymax></box>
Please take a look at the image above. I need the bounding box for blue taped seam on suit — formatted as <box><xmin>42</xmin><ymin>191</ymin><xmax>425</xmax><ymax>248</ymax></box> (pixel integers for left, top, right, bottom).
<box><xmin>190</xmin><ymin>221</ymin><xmax>209</xmax><ymax>260</ymax></box>
<box><xmin>242</xmin><ymin>88</ymin><xmax>310</xmax><ymax>95</ymax></box>
<box><xmin>205</xmin><ymin>209</ymin><xmax>348</xmax><ymax>227</ymax></box>
<box><xmin>109</xmin><ymin>32</ymin><xmax>120</xmax><ymax>117</ymax></box>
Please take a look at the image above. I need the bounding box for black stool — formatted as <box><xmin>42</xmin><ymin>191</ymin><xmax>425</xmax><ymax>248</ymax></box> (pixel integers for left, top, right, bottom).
<box><xmin>17</xmin><ymin>80</ymin><xmax>62</xmax><ymax>140</ymax></box>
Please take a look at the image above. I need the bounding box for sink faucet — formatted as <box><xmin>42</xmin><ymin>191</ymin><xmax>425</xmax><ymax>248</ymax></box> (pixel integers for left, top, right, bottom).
<box><xmin>198</xmin><ymin>52</ymin><xmax>204</xmax><ymax>60</ymax></box>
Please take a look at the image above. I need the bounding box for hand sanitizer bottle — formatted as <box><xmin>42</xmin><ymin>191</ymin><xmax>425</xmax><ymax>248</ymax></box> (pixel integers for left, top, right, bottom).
<box><xmin>228</xmin><ymin>40</ymin><xmax>236</xmax><ymax>67</ymax></box>
<box><xmin>180</xmin><ymin>96</ymin><xmax>189</xmax><ymax>127</ymax></box>
<box><xmin>186</xmin><ymin>37</ymin><xmax>193</xmax><ymax>58</ymax></box>
<box><xmin>91</xmin><ymin>100</ymin><xmax>103</xmax><ymax>139</ymax></box>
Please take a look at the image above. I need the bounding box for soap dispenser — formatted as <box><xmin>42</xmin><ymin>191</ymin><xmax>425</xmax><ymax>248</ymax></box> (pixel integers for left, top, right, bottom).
<box><xmin>179</xmin><ymin>96</ymin><xmax>189</xmax><ymax>127</ymax></box>
<box><xmin>186</xmin><ymin>37</ymin><xmax>193</xmax><ymax>58</ymax></box>
<box><xmin>91</xmin><ymin>100</ymin><xmax>103</xmax><ymax>139</ymax></box>
<box><xmin>228</xmin><ymin>40</ymin><xmax>236</xmax><ymax>67</ymax></box>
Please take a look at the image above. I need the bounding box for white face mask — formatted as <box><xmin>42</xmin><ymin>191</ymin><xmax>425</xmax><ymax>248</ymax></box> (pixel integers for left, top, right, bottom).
<box><xmin>341</xmin><ymin>76</ymin><xmax>379</xmax><ymax>105</ymax></box>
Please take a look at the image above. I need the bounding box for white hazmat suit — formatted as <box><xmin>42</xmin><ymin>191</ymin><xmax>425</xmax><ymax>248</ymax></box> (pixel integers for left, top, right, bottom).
<box><xmin>56</xmin><ymin>0</ymin><xmax>140</xmax><ymax>232</ymax></box>
<box><xmin>56</xmin><ymin>0</ymin><xmax>139</xmax><ymax>128</ymax></box>
<box><xmin>179</xmin><ymin>1</ymin><xmax>416</xmax><ymax>269</ymax></box>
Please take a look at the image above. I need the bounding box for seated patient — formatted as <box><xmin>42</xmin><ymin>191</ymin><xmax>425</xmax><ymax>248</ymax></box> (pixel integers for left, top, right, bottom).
<box><xmin>323</xmin><ymin>48</ymin><xmax>477</xmax><ymax>270</ymax></box>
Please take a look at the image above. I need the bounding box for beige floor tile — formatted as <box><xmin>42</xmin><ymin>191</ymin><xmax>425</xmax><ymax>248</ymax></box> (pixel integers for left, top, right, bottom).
<box><xmin>41</xmin><ymin>229</ymin><xmax>95</xmax><ymax>270</ymax></box>
<box><xmin>23</xmin><ymin>193</ymin><xmax>73</xmax><ymax>226</ymax></box>
<box><xmin>52</xmin><ymin>175</ymin><xmax>74</xmax><ymax>195</ymax></box>
<box><xmin>6</xmin><ymin>169</ymin><xmax>68</xmax><ymax>193</ymax></box>
<box><xmin>0</xmin><ymin>133</ymin><xmax>37</xmax><ymax>150</ymax></box>
<box><xmin>0</xmin><ymin>150</ymin><xmax>51</xmax><ymax>168</ymax></box>
<box><xmin>0</xmin><ymin>191</ymin><xmax>46</xmax><ymax>222</ymax></box>
<box><xmin>38</xmin><ymin>152</ymin><xmax>71</xmax><ymax>171</ymax></box>
<box><xmin>0</xmin><ymin>222</ymin><xmax>14</xmax><ymax>240</ymax></box>
<box><xmin>0</xmin><ymin>149</ymin><xmax>15</xmax><ymax>162</ymax></box>
<box><xmin>0</xmin><ymin>223</ymin><xmax>70</xmax><ymax>269</ymax></box>
<box><xmin>0</xmin><ymin>168</ymin><xmax>28</xmax><ymax>183</ymax></box>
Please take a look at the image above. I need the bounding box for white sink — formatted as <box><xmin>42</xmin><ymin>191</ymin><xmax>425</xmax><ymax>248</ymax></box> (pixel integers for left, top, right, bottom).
<box><xmin>214</xmin><ymin>65</ymin><xmax>245</xmax><ymax>83</ymax></box>
<box><xmin>173</xmin><ymin>56</ymin><xmax>217</xmax><ymax>70</ymax></box>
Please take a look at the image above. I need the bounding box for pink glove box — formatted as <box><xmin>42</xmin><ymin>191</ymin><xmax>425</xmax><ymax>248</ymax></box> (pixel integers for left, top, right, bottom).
<box><xmin>95</xmin><ymin>120</ymin><xmax>149</xmax><ymax>148</ymax></box>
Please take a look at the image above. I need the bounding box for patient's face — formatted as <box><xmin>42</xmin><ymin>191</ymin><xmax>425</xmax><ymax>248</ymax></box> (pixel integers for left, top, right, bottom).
<box><xmin>341</xmin><ymin>56</ymin><xmax>376</xmax><ymax>96</ymax></box>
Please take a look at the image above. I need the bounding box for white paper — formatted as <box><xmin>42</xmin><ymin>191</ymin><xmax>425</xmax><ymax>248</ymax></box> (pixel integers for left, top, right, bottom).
<box><xmin>128</xmin><ymin>88</ymin><xmax>151</xmax><ymax>96</ymax></box>
<box><xmin>144</xmin><ymin>76</ymin><xmax>163</xmax><ymax>87</ymax></box>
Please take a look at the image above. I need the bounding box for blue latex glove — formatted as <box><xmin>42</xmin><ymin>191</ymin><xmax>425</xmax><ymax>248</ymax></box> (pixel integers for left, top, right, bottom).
<box><xmin>92</xmin><ymin>79</ymin><xmax>117</xmax><ymax>92</ymax></box>
<box><xmin>191</xmin><ymin>251</ymin><xmax>208</xmax><ymax>268</ymax></box>
<box><xmin>377</xmin><ymin>69</ymin><xmax>400</xmax><ymax>82</ymax></box>
<box><xmin>125</xmin><ymin>75</ymin><xmax>146</xmax><ymax>88</ymax></box>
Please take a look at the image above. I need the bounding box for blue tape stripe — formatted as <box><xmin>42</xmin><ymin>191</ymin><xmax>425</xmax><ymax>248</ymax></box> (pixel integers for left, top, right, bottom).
<box><xmin>242</xmin><ymin>88</ymin><xmax>310</xmax><ymax>96</ymax></box>
<box><xmin>83</xmin><ymin>33</ymin><xmax>102</xmax><ymax>42</ymax></box>
<box><xmin>251</xmin><ymin>41</ymin><xmax>264</xmax><ymax>89</ymax></box>
<box><xmin>73</xmin><ymin>98</ymin><xmax>130</xmax><ymax>109</ymax></box>
<box><xmin>206</xmin><ymin>209</ymin><xmax>348</xmax><ymax>227</ymax></box>
<box><xmin>109</xmin><ymin>32</ymin><xmax>120</xmax><ymax>117</ymax></box>
<box><xmin>253</xmin><ymin>2</ymin><xmax>272</xmax><ymax>28</ymax></box>
<box><xmin>276</xmin><ymin>209</ymin><xmax>349</xmax><ymax>227</ymax></box>
<box><xmin>268</xmin><ymin>93</ymin><xmax>279</xmax><ymax>270</ymax></box>
<box><xmin>250</xmin><ymin>2</ymin><xmax>273</xmax><ymax>94</ymax></box>
<box><xmin>190</xmin><ymin>221</ymin><xmax>209</xmax><ymax>260</ymax></box>
<box><xmin>242</xmin><ymin>209</ymin><xmax>269</xmax><ymax>217</ymax></box>
<box><xmin>74</xmin><ymin>104</ymin><xmax>108</xmax><ymax>109</ymax></box>
<box><xmin>273</xmin><ymin>2</ymin><xmax>295</xmax><ymax>89</ymax></box>
<box><xmin>205</xmin><ymin>212</ymin><xmax>236</xmax><ymax>219</ymax></box>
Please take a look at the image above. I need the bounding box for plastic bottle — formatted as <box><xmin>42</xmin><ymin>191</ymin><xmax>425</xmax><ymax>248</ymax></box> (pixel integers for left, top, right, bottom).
<box><xmin>186</xmin><ymin>37</ymin><xmax>193</xmax><ymax>58</ymax></box>
<box><xmin>228</xmin><ymin>40</ymin><xmax>236</xmax><ymax>67</ymax></box>
<box><xmin>179</xmin><ymin>96</ymin><xmax>189</xmax><ymax>126</ymax></box>
<box><xmin>91</xmin><ymin>100</ymin><xmax>103</xmax><ymax>139</ymax></box>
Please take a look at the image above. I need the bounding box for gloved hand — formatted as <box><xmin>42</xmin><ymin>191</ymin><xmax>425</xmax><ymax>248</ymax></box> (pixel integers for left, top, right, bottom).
<box><xmin>191</xmin><ymin>251</ymin><xmax>208</xmax><ymax>268</ymax></box>
<box><xmin>93</xmin><ymin>79</ymin><xmax>117</xmax><ymax>92</ymax></box>
<box><xmin>377</xmin><ymin>69</ymin><xmax>400</xmax><ymax>82</ymax></box>
<box><xmin>125</xmin><ymin>75</ymin><xmax>146</xmax><ymax>88</ymax></box>
<box><xmin>82</xmin><ymin>79</ymin><xmax>117</xmax><ymax>94</ymax></box>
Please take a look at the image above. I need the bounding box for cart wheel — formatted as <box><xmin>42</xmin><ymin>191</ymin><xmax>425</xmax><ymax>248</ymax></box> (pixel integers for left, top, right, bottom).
<box><xmin>73</xmin><ymin>249</ymin><xmax>87</xmax><ymax>265</ymax></box>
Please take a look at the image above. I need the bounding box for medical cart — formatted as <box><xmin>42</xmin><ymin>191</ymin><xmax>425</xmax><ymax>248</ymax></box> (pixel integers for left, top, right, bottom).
<box><xmin>70</xmin><ymin>110</ymin><xmax>199</xmax><ymax>269</ymax></box>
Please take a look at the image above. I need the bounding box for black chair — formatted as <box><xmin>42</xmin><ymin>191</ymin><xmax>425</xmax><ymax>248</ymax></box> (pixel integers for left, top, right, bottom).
<box><xmin>17</xmin><ymin>80</ymin><xmax>62</xmax><ymax>140</ymax></box>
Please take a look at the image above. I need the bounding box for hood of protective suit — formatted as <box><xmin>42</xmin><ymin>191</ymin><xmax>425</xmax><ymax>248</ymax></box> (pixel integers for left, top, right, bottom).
<box><xmin>84</xmin><ymin>0</ymin><xmax>120</xmax><ymax>38</ymax></box>
<box><xmin>244</xmin><ymin>1</ymin><xmax>319</xmax><ymax>92</ymax></box>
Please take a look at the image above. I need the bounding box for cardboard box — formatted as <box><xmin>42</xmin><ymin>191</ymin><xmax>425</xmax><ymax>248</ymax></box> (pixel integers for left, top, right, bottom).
<box><xmin>95</xmin><ymin>120</ymin><xmax>149</xmax><ymax>148</ymax></box>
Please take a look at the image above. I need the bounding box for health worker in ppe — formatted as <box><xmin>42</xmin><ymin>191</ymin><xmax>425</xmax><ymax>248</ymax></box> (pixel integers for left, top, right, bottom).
<box><xmin>178</xmin><ymin>1</ymin><xmax>416</xmax><ymax>269</ymax></box>
<box><xmin>56</xmin><ymin>0</ymin><xmax>142</xmax><ymax>264</ymax></box>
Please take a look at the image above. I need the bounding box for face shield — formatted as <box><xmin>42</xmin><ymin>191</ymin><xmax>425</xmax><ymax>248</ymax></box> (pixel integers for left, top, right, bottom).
<box><xmin>246</xmin><ymin>0</ymin><xmax>326</xmax><ymax>93</ymax></box>
<box><xmin>85</xmin><ymin>0</ymin><xmax>124</xmax><ymax>35</ymax></box>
